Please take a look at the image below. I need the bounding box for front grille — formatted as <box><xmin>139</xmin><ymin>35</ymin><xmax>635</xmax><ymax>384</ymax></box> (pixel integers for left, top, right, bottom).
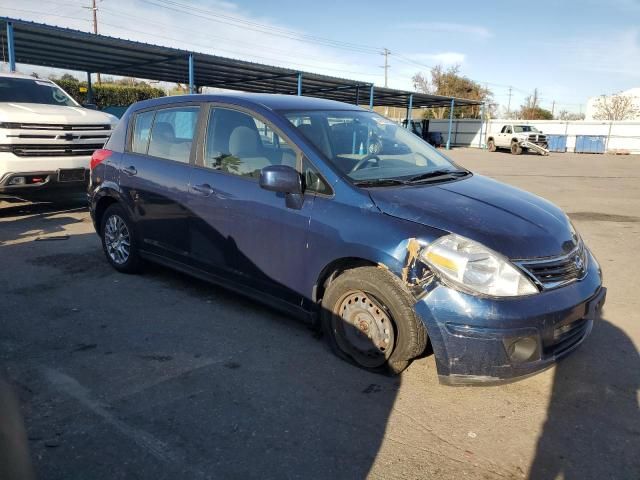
<box><xmin>1</xmin><ymin>143</ymin><xmax>105</xmax><ymax>157</ymax></box>
<box><xmin>517</xmin><ymin>242</ymin><xmax>588</xmax><ymax>289</ymax></box>
<box><xmin>0</xmin><ymin>122</ymin><xmax>110</xmax><ymax>131</ymax></box>
<box><xmin>528</xmin><ymin>134</ymin><xmax>547</xmax><ymax>143</ymax></box>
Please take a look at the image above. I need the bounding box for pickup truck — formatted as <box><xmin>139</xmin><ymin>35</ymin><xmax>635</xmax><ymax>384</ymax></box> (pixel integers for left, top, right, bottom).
<box><xmin>487</xmin><ymin>124</ymin><xmax>549</xmax><ymax>155</ymax></box>
<box><xmin>0</xmin><ymin>72</ymin><xmax>118</xmax><ymax>198</ymax></box>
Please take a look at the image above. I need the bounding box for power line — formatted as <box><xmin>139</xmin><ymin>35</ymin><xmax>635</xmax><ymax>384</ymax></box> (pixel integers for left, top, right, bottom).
<box><xmin>140</xmin><ymin>0</ymin><xmax>383</xmax><ymax>55</ymax></box>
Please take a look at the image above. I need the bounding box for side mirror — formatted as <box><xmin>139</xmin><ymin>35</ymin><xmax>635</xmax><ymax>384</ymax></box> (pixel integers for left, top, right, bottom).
<box><xmin>259</xmin><ymin>165</ymin><xmax>302</xmax><ymax>194</ymax></box>
<box><xmin>83</xmin><ymin>103</ymin><xmax>98</xmax><ymax>110</ymax></box>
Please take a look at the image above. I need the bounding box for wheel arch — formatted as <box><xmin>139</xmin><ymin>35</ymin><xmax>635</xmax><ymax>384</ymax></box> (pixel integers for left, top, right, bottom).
<box><xmin>312</xmin><ymin>257</ymin><xmax>378</xmax><ymax>304</ymax></box>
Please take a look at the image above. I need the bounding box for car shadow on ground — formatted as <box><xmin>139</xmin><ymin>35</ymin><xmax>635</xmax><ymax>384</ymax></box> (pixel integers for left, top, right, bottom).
<box><xmin>529</xmin><ymin>316</ymin><xmax>640</xmax><ymax>479</ymax></box>
<box><xmin>1</xmin><ymin>199</ymin><xmax>400</xmax><ymax>479</ymax></box>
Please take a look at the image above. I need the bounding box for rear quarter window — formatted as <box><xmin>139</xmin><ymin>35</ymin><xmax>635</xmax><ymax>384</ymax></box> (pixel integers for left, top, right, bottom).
<box><xmin>131</xmin><ymin>110</ymin><xmax>155</xmax><ymax>154</ymax></box>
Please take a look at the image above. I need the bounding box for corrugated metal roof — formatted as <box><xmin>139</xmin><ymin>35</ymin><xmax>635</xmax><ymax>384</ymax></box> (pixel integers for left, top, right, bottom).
<box><xmin>0</xmin><ymin>17</ymin><xmax>482</xmax><ymax>109</ymax></box>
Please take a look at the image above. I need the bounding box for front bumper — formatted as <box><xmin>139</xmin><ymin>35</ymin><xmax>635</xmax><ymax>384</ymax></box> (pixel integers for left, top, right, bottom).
<box><xmin>0</xmin><ymin>153</ymin><xmax>90</xmax><ymax>195</ymax></box>
<box><xmin>415</xmin><ymin>249</ymin><xmax>605</xmax><ymax>385</ymax></box>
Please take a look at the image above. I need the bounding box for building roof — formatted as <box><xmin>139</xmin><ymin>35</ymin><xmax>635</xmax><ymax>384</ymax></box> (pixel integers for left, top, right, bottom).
<box><xmin>0</xmin><ymin>17</ymin><xmax>482</xmax><ymax>110</ymax></box>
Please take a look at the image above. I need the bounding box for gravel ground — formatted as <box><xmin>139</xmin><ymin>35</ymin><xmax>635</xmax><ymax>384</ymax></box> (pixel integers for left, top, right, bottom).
<box><xmin>1</xmin><ymin>149</ymin><xmax>638</xmax><ymax>480</ymax></box>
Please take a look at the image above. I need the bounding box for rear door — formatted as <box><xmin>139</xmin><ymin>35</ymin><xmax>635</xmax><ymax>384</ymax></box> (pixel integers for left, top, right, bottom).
<box><xmin>119</xmin><ymin>103</ymin><xmax>202</xmax><ymax>263</ymax></box>
<box><xmin>187</xmin><ymin>104</ymin><xmax>317</xmax><ymax>305</ymax></box>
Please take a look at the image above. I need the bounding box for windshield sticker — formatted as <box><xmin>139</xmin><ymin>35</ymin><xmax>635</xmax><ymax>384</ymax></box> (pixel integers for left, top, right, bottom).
<box><xmin>35</xmin><ymin>80</ymin><xmax>53</xmax><ymax>87</ymax></box>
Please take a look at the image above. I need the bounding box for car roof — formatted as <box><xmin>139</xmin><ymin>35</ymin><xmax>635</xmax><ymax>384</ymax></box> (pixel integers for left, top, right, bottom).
<box><xmin>0</xmin><ymin>72</ymin><xmax>52</xmax><ymax>81</ymax></box>
<box><xmin>131</xmin><ymin>92</ymin><xmax>365</xmax><ymax>113</ymax></box>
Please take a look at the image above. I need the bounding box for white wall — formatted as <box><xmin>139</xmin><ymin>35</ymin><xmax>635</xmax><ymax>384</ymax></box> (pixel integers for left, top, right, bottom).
<box><xmin>426</xmin><ymin>119</ymin><xmax>640</xmax><ymax>153</ymax></box>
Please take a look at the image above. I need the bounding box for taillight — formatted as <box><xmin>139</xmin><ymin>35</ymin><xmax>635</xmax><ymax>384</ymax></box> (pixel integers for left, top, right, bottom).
<box><xmin>90</xmin><ymin>149</ymin><xmax>113</xmax><ymax>170</ymax></box>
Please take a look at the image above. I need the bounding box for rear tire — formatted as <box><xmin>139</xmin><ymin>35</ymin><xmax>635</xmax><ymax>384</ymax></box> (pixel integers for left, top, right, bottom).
<box><xmin>487</xmin><ymin>139</ymin><xmax>497</xmax><ymax>152</ymax></box>
<box><xmin>511</xmin><ymin>142</ymin><xmax>523</xmax><ymax>155</ymax></box>
<box><xmin>321</xmin><ymin>266</ymin><xmax>427</xmax><ymax>375</ymax></box>
<box><xmin>100</xmin><ymin>203</ymin><xmax>142</xmax><ymax>274</ymax></box>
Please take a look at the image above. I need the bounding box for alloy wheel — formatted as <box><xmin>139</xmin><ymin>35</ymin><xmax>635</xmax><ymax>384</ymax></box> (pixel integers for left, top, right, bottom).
<box><xmin>104</xmin><ymin>214</ymin><xmax>131</xmax><ymax>265</ymax></box>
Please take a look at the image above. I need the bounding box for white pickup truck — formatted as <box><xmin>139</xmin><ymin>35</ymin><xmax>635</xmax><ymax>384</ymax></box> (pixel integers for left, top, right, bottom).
<box><xmin>0</xmin><ymin>73</ymin><xmax>118</xmax><ymax>198</ymax></box>
<box><xmin>487</xmin><ymin>124</ymin><xmax>549</xmax><ymax>155</ymax></box>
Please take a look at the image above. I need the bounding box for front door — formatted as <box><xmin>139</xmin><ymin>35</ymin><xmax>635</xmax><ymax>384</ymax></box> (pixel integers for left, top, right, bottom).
<box><xmin>119</xmin><ymin>104</ymin><xmax>201</xmax><ymax>262</ymax></box>
<box><xmin>187</xmin><ymin>105</ymin><xmax>314</xmax><ymax>305</ymax></box>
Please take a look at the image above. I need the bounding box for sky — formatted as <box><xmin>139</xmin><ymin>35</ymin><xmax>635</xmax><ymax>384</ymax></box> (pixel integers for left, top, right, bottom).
<box><xmin>2</xmin><ymin>0</ymin><xmax>639</xmax><ymax>114</ymax></box>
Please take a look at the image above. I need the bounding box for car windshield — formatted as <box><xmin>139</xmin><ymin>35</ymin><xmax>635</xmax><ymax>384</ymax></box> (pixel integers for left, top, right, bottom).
<box><xmin>0</xmin><ymin>77</ymin><xmax>78</xmax><ymax>107</ymax></box>
<box><xmin>284</xmin><ymin>110</ymin><xmax>462</xmax><ymax>183</ymax></box>
<box><xmin>513</xmin><ymin>125</ymin><xmax>539</xmax><ymax>133</ymax></box>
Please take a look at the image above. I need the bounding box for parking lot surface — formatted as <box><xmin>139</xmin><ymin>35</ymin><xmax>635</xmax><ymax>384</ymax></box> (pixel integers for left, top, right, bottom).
<box><xmin>1</xmin><ymin>149</ymin><xmax>639</xmax><ymax>479</ymax></box>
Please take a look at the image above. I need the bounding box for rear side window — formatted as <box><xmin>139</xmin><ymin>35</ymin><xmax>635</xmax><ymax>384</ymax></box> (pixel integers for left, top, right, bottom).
<box><xmin>147</xmin><ymin>106</ymin><xmax>200</xmax><ymax>163</ymax></box>
<box><xmin>131</xmin><ymin>110</ymin><xmax>155</xmax><ymax>154</ymax></box>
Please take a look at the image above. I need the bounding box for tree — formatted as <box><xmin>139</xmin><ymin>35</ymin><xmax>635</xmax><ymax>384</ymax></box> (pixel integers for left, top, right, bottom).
<box><xmin>412</xmin><ymin>65</ymin><xmax>492</xmax><ymax>119</ymax></box>
<box><xmin>557</xmin><ymin>110</ymin><xmax>585</xmax><ymax>121</ymax></box>
<box><xmin>59</xmin><ymin>73</ymin><xmax>78</xmax><ymax>83</ymax></box>
<box><xmin>517</xmin><ymin>88</ymin><xmax>553</xmax><ymax>119</ymax></box>
<box><xmin>592</xmin><ymin>93</ymin><xmax>639</xmax><ymax>121</ymax></box>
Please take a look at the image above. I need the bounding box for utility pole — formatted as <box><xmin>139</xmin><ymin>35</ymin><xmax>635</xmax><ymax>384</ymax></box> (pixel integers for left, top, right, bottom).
<box><xmin>506</xmin><ymin>86</ymin><xmax>513</xmax><ymax>117</ymax></box>
<box><xmin>381</xmin><ymin>48</ymin><xmax>390</xmax><ymax>88</ymax></box>
<box><xmin>84</xmin><ymin>0</ymin><xmax>101</xmax><ymax>84</ymax></box>
<box><xmin>551</xmin><ymin>100</ymin><xmax>556</xmax><ymax>118</ymax></box>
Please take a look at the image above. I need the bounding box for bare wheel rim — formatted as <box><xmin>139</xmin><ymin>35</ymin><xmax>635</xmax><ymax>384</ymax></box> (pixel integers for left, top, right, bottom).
<box><xmin>332</xmin><ymin>290</ymin><xmax>395</xmax><ymax>368</ymax></box>
<box><xmin>104</xmin><ymin>214</ymin><xmax>131</xmax><ymax>265</ymax></box>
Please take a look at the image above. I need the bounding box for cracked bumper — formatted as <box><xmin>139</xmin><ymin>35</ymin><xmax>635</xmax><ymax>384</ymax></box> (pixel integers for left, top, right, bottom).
<box><xmin>414</xmin><ymin>250</ymin><xmax>605</xmax><ymax>385</ymax></box>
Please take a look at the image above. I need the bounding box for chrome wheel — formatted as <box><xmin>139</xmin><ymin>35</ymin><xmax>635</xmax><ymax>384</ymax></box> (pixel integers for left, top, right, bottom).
<box><xmin>333</xmin><ymin>290</ymin><xmax>395</xmax><ymax>368</ymax></box>
<box><xmin>104</xmin><ymin>214</ymin><xmax>131</xmax><ymax>265</ymax></box>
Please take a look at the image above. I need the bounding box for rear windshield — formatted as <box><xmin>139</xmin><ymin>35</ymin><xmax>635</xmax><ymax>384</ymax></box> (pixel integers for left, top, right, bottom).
<box><xmin>0</xmin><ymin>77</ymin><xmax>78</xmax><ymax>106</ymax></box>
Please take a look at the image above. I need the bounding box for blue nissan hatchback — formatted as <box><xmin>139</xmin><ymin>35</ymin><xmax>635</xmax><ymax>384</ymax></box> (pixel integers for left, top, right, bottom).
<box><xmin>89</xmin><ymin>94</ymin><xmax>605</xmax><ymax>384</ymax></box>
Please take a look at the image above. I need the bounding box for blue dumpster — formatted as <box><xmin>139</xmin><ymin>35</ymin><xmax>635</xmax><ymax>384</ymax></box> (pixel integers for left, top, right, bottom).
<box><xmin>546</xmin><ymin>135</ymin><xmax>567</xmax><ymax>152</ymax></box>
<box><xmin>575</xmin><ymin>135</ymin><xmax>606</xmax><ymax>154</ymax></box>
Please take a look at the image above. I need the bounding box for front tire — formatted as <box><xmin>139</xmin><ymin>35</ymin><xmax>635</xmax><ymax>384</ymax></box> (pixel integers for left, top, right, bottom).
<box><xmin>511</xmin><ymin>142</ymin><xmax>523</xmax><ymax>155</ymax></box>
<box><xmin>487</xmin><ymin>139</ymin><xmax>497</xmax><ymax>152</ymax></box>
<box><xmin>321</xmin><ymin>266</ymin><xmax>427</xmax><ymax>375</ymax></box>
<box><xmin>100</xmin><ymin>203</ymin><xmax>142</xmax><ymax>273</ymax></box>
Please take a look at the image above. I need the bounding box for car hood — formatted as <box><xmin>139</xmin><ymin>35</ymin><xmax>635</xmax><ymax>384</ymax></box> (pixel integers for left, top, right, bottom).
<box><xmin>368</xmin><ymin>174</ymin><xmax>577</xmax><ymax>259</ymax></box>
<box><xmin>0</xmin><ymin>103</ymin><xmax>117</xmax><ymax>125</ymax></box>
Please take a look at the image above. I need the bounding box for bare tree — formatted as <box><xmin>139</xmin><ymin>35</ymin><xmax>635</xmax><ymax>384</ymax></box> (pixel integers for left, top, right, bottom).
<box><xmin>557</xmin><ymin>110</ymin><xmax>585</xmax><ymax>121</ymax></box>
<box><xmin>412</xmin><ymin>65</ymin><xmax>492</xmax><ymax>119</ymax></box>
<box><xmin>593</xmin><ymin>93</ymin><xmax>639</xmax><ymax>121</ymax></box>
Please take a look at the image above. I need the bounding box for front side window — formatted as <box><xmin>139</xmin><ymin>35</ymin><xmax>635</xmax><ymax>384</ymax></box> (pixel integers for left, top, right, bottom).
<box><xmin>283</xmin><ymin>110</ymin><xmax>463</xmax><ymax>184</ymax></box>
<box><xmin>505</xmin><ymin>126</ymin><xmax>512</xmax><ymax>134</ymax></box>
<box><xmin>204</xmin><ymin>108</ymin><xmax>296</xmax><ymax>178</ymax></box>
<box><xmin>0</xmin><ymin>77</ymin><xmax>78</xmax><ymax>106</ymax></box>
<box><xmin>303</xmin><ymin>158</ymin><xmax>331</xmax><ymax>195</ymax></box>
<box><xmin>514</xmin><ymin>125</ymin><xmax>539</xmax><ymax>133</ymax></box>
<box><xmin>147</xmin><ymin>106</ymin><xmax>199</xmax><ymax>163</ymax></box>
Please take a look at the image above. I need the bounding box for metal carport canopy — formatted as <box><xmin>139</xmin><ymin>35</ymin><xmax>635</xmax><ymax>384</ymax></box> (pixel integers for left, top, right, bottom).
<box><xmin>0</xmin><ymin>17</ymin><xmax>481</xmax><ymax>110</ymax></box>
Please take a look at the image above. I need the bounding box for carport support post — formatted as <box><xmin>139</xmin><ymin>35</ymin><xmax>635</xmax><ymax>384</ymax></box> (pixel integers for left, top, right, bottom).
<box><xmin>446</xmin><ymin>98</ymin><xmax>455</xmax><ymax>150</ymax></box>
<box><xmin>479</xmin><ymin>102</ymin><xmax>485</xmax><ymax>149</ymax></box>
<box><xmin>86</xmin><ymin>72</ymin><xmax>93</xmax><ymax>104</ymax></box>
<box><xmin>297</xmin><ymin>73</ymin><xmax>302</xmax><ymax>96</ymax></box>
<box><xmin>405</xmin><ymin>94</ymin><xmax>413</xmax><ymax>129</ymax></box>
<box><xmin>355</xmin><ymin>86</ymin><xmax>360</xmax><ymax>106</ymax></box>
<box><xmin>7</xmin><ymin>21</ymin><xmax>16</xmax><ymax>72</ymax></box>
<box><xmin>188</xmin><ymin>53</ymin><xmax>195</xmax><ymax>94</ymax></box>
<box><xmin>369</xmin><ymin>85</ymin><xmax>374</xmax><ymax>110</ymax></box>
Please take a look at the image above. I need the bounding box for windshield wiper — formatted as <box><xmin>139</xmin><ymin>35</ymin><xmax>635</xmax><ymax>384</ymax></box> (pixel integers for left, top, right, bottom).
<box><xmin>406</xmin><ymin>169</ymin><xmax>469</xmax><ymax>183</ymax></box>
<box><xmin>353</xmin><ymin>178</ymin><xmax>408</xmax><ymax>187</ymax></box>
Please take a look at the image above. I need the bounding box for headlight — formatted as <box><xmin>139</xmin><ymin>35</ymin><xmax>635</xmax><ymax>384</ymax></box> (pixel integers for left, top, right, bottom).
<box><xmin>421</xmin><ymin>234</ymin><xmax>538</xmax><ymax>297</ymax></box>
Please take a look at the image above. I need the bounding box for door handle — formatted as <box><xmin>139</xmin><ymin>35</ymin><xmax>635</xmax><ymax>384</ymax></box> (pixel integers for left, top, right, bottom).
<box><xmin>122</xmin><ymin>166</ymin><xmax>137</xmax><ymax>176</ymax></box>
<box><xmin>192</xmin><ymin>183</ymin><xmax>214</xmax><ymax>196</ymax></box>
